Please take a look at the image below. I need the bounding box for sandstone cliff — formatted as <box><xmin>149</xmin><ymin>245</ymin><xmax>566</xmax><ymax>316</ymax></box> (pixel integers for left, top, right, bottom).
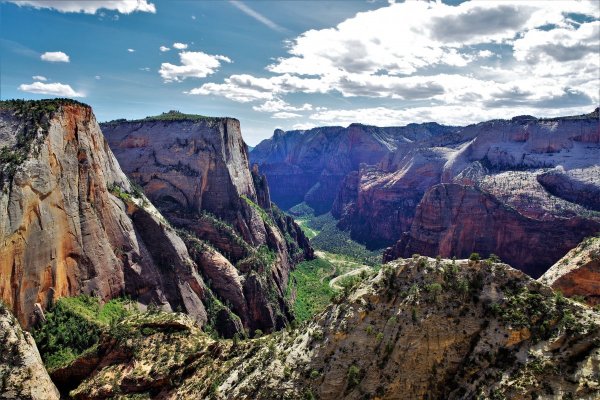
<box><xmin>0</xmin><ymin>301</ymin><xmax>59</xmax><ymax>400</ymax></box>
<box><xmin>55</xmin><ymin>256</ymin><xmax>600</xmax><ymax>399</ymax></box>
<box><xmin>380</xmin><ymin>111</ymin><xmax>600</xmax><ymax>275</ymax></box>
<box><xmin>101</xmin><ymin>112</ymin><xmax>312</xmax><ymax>334</ymax></box>
<box><xmin>383</xmin><ymin>184</ymin><xmax>600</xmax><ymax>277</ymax></box>
<box><xmin>0</xmin><ymin>100</ymin><xmax>210</xmax><ymax>329</ymax></box>
<box><xmin>540</xmin><ymin>235</ymin><xmax>600</xmax><ymax>306</ymax></box>
<box><xmin>254</xmin><ymin>109</ymin><xmax>599</xmax><ymax>275</ymax></box>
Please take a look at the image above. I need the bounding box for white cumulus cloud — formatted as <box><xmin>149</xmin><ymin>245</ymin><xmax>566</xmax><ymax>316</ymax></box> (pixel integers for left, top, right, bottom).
<box><xmin>173</xmin><ymin>42</ymin><xmax>188</xmax><ymax>50</ymax></box>
<box><xmin>160</xmin><ymin>46</ymin><xmax>170</xmax><ymax>52</ymax></box>
<box><xmin>160</xmin><ymin>51</ymin><xmax>232</xmax><ymax>82</ymax></box>
<box><xmin>40</xmin><ymin>51</ymin><xmax>70</xmax><ymax>62</ymax></box>
<box><xmin>32</xmin><ymin>75</ymin><xmax>47</xmax><ymax>81</ymax></box>
<box><xmin>18</xmin><ymin>81</ymin><xmax>84</xmax><ymax>97</ymax></box>
<box><xmin>191</xmin><ymin>0</ymin><xmax>598</xmax><ymax>124</ymax></box>
<box><xmin>271</xmin><ymin>112</ymin><xmax>302</xmax><ymax>119</ymax></box>
<box><xmin>9</xmin><ymin>0</ymin><xmax>156</xmax><ymax>14</ymax></box>
<box><xmin>253</xmin><ymin>98</ymin><xmax>312</xmax><ymax>113</ymax></box>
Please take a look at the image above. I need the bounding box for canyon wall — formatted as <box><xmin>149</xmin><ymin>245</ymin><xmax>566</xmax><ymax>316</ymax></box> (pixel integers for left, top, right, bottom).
<box><xmin>0</xmin><ymin>101</ymin><xmax>208</xmax><ymax>329</ymax></box>
<box><xmin>0</xmin><ymin>101</ymin><xmax>311</xmax><ymax>337</ymax></box>
<box><xmin>254</xmin><ymin>109</ymin><xmax>600</xmax><ymax>275</ymax></box>
<box><xmin>102</xmin><ymin>114</ymin><xmax>312</xmax><ymax>334</ymax></box>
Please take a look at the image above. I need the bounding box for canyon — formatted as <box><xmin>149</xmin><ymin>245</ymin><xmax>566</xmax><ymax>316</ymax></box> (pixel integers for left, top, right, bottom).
<box><xmin>0</xmin><ymin>102</ymin><xmax>311</xmax><ymax>338</ymax></box>
<box><xmin>0</xmin><ymin>100</ymin><xmax>598</xmax><ymax>400</ymax></box>
<box><xmin>252</xmin><ymin>109</ymin><xmax>600</xmax><ymax>276</ymax></box>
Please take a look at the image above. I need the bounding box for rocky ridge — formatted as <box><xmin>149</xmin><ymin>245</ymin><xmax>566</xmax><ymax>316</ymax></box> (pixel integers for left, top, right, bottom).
<box><xmin>0</xmin><ymin>100</ymin><xmax>209</xmax><ymax>329</ymax></box>
<box><xmin>540</xmin><ymin>235</ymin><xmax>600</xmax><ymax>306</ymax></box>
<box><xmin>250</xmin><ymin>123</ymin><xmax>457</xmax><ymax>214</ymax></box>
<box><xmin>52</xmin><ymin>256</ymin><xmax>600</xmax><ymax>399</ymax></box>
<box><xmin>0</xmin><ymin>101</ymin><xmax>311</xmax><ymax>338</ymax></box>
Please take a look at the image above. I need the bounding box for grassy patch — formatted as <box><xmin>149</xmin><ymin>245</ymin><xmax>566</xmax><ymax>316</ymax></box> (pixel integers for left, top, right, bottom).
<box><xmin>32</xmin><ymin>295</ymin><xmax>133</xmax><ymax>370</ymax></box>
<box><xmin>307</xmin><ymin>213</ymin><xmax>381</xmax><ymax>266</ymax></box>
<box><xmin>241</xmin><ymin>194</ymin><xmax>273</xmax><ymax>226</ymax></box>
<box><xmin>295</xmin><ymin>218</ymin><xmax>319</xmax><ymax>239</ymax></box>
<box><xmin>287</xmin><ymin>258</ymin><xmax>335</xmax><ymax>322</ymax></box>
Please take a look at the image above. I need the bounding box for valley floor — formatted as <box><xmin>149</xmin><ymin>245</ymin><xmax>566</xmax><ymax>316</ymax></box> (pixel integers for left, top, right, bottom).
<box><xmin>288</xmin><ymin>207</ymin><xmax>384</xmax><ymax>321</ymax></box>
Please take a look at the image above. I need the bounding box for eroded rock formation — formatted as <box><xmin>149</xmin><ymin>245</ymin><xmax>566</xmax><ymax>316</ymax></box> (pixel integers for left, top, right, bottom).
<box><xmin>102</xmin><ymin>113</ymin><xmax>312</xmax><ymax>334</ymax></box>
<box><xmin>253</xmin><ymin>109</ymin><xmax>600</xmax><ymax>275</ymax></box>
<box><xmin>0</xmin><ymin>302</ymin><xmax>59</xmax><ymax>399</ymax></box>
<box><xmin>56</xmin><ymin>257</ymin><xmax>600</xmax><ymax>400</ymax></box>
<box><xmin>0</xmin><ymin>100</ymin><xmax>208</xmax><ymax>329</ymax></box>
<box><xmin>383</xmin><ymin>184</ymin><xmax>600</xmax><ymax>277</ymax></box>
<box><xmin>540</xmin><ymin>235</ymin><xmax>600</xmax><ymax>305</ymax></box>
<box><xmin>251</xmin><ymin>123</ymin><xmax>456</xmax><ymax>213</ymax></box>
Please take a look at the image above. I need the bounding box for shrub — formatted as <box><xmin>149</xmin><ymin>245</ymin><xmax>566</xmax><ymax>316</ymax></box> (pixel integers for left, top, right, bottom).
<box><xmin>32</xmin><ymin>295</ymin><xmax>131</xmax><ymax>370</ymax></box>
<box><xmin>469</xmin><ymin>252</ymin><xmax>481</xmax><ymax>262</ymax></box>
<box><xmin>347</xmin><ymin>365</ymin><xmax>362</xmax><ymax>389</ymax></box>
<box><xmin>424</xmin><ymin>283</ymin><xmax>443</xmax><ymax>302</ymax></box>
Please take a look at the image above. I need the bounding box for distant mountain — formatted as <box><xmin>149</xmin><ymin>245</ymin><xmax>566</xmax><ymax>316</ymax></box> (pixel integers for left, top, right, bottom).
<box><xmin>251</xmin><ymin>109</ymin><xmax>600</xmax><ymax>277</ymax></box>
<box><xmin>251</xmin><ymin>123</ymin><xmax>457</xmax><ymax>213</ymax></box>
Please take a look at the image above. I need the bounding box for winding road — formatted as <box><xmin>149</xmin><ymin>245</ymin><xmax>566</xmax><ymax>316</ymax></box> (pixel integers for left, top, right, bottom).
<box><xmin>329</xmin><ymin>266</ymin><xmax>371</xmax><ymax>290</ymax></box>
<box><xmin>314</xmin><ymin>250</ymin><xmax>372</xmax><ymax>290</ymax></box>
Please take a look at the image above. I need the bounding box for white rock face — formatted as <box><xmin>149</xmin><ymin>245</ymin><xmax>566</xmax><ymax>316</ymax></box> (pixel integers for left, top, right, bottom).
<box><xmin>0</xmin><ymin>303</ymin><xmax>60</xmax><ymax>400</ymax></box>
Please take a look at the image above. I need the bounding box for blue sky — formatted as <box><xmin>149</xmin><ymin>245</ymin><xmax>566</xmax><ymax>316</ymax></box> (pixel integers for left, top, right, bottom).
<box><xmin>1</xmin><ymin>0</ymin><xmax>598</xmax><ymax>145</ymax></box>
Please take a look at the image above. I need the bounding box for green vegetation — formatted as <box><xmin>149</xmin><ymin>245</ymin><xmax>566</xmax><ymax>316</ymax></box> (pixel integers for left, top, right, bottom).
<box><xmin>288</xmin><ymin>202</ymin><xmax>315</xmax><ymax>218</ymax></box>
<box><xmin>103</xmin><ymin>110</ymin><xmax>222</xmax><ymax>124</ymax></box>
<box><xmin>346</xmin><ymin>365</ymin><xmax>362</xmax><ymax>390</ymax></box>
<box><xmin>198</xmin><ymin>210</ymin><xmax>253</xmax><ymax>255</ymax></box>
<box><xmin>299</xmin><ymin>212</ymin><xmax>381</xmax><ymax>265</ymax></box>
<box><xmin>237</xmin><ymin>245</ymin><xmax>277</xmax><ymax>272</ymax></box>
<box><xmin>32</xmin><ymin>295</ymin><xmax>132</xmax><ymax>370</ymax></box>
<box><xmin>241</xmin><ymin>194</ymin><xmax>274</xmax><ymax>226</ymax></box>
<box><xmin>286</xmin><ymin>258</ymin><xmax>335</xmax><ymax>322</ymax></box>
<box><xmin>469</xmin><ymin>252</ymin><xmax>481</xmax><ymax>262</ymax></box>
<box><xmin>487</xmin><ymin>283</ymin><xmax>593</xmax><ymax>341</ymax></box>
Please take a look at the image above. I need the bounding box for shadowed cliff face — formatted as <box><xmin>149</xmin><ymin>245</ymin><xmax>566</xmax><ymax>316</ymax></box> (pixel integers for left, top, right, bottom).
<box><xmin>0</xmin><ymin>100</ymin><xmax>209</xmax><ymax>329</ymax></box>
<box><xmin>250</xmin><ymin>123</ymin><xmax>457</xmax><ymax>214</ymax></box>
<box><xmin>102</xmin><ymin>116</ymin><xmax>313</xmax><ymax>335</ymax></box>
<box><xmin>383</xmin><ymin>184</ymin><xmax>600</xmax><ymax>278</ymax></box>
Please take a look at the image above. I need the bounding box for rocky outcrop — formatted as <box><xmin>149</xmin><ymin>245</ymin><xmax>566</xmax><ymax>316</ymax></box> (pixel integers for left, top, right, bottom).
<box><xmin>0</xmin><ymin>302</ymin><xmax>59</xmax><ymax>399</ymax></box>
<box><xmin>102</xmin><ymin>113</ymin><xmax>312</xmax><ymax>334</ymax></box>
<box><xmin>384</xmin><ymin>183</ymin><xmax>600</xmax><ymax>278</ymax></box>
<box><xmin>59</xmin><ymin>257</ymin><xmax>600</xmax><ymax>400</ymax></box>
<box><xmin>540</xmin><ymin>235</ymin><xmax>600</xmax><ymax>305</ymax></box>
<box><xmin>0</xmin><ymin>100</ymin><xmax>208</xmax><ymax>329</ymax></box>
<box><xmin>537</xmin><ymin>166</ymin><xmax>600</xmax><ymax>211</ymax></box>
